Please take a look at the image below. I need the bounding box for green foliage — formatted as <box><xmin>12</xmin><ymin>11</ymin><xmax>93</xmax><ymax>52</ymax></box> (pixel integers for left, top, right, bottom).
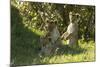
<box><xmin>11</xmin><ymin>1</ymin><xmax>95</xmax><ymax>40</ymax></box>
<box><xmin>11</xmin><ymin>0</ymin><xmax>95</xmax><ymax>66</ymax></box>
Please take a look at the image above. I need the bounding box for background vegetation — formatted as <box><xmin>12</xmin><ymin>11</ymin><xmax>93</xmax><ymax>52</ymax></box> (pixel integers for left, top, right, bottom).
<box><xmin>11</xmin><ymin>0</ymin><xmax>95</xmax><ymax>66</ymax></box>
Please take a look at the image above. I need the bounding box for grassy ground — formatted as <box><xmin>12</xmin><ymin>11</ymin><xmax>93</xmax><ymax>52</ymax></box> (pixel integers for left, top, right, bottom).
<box><xmin>11</xmin><ymin>29</ymin><xmax>95</xmax><ymax>66</ymax></box>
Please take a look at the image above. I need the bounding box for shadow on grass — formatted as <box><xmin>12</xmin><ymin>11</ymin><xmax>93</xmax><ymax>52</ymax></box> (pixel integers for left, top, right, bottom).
<box><xmin>11</xmin><ymin>5</ymin><xmax>41</xmax><ymax>66</ymax></box>
<box><xmin>56</xmin><ymin>44</ymin><xmax>87</xmax><ymax>56</ymax></box>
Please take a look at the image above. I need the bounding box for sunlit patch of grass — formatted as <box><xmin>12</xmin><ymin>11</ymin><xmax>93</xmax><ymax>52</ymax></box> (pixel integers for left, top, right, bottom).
<box><xmin>31</xmin><ymin>28</ymin><xmax>45</xmax><ymax>36</ymax></box>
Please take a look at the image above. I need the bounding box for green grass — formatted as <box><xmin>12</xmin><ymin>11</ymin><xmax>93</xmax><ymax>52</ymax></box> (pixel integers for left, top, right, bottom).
<box><xmin>11</xmin><ymin>29</ymin><xmax>95</xmax><ymax>66</ymax></box>
<box><xmin>31</xmin><ymin>40</ymin><xmax>95</xmax><ymax>64</ymax></box>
